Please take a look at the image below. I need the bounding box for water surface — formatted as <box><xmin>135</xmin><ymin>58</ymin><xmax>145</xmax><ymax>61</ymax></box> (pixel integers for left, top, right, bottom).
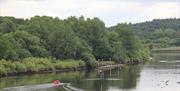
<box><xmin>0</xmin><ymin>53</ymin><xmax>180</xmax><ymax>91</ymax></box>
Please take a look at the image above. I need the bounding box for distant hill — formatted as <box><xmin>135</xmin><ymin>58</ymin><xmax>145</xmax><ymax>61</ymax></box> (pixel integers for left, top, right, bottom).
<box><xmin>109</xmin><ymin>18</ymin><xmax>180</xmax><ymax>48</ymax></box>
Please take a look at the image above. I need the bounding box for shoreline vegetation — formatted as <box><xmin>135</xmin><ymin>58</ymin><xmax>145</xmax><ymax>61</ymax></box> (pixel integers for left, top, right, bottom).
<box><xmin>0</xmin><ymin>16</ymin><xmax>150</xmax><ymax>77</ymax></box>
<box><xmin>0</xmin><ymin>57</ymin><xmax>145</xmax><ymax>77</ymax></box>
<box><xmin>0</xmin><ymin>57</ymin><xmax>117</xmax><ymax>77</ymax></box>
<box><xmin>152</xmin><ymin>47</ymin><xmax>180</xmax><ymax>53</ymax></box>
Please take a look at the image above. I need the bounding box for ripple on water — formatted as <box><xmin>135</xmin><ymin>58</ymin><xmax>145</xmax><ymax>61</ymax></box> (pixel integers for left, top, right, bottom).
<box><xmin>85</xmin><ymin>78</ymin><xmax>122</xmax><ymax>81</ymax></box>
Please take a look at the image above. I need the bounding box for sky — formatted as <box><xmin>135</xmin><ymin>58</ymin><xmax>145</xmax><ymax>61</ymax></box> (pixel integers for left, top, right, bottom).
<box><xmin>0</xmin><ymin>0</ymin><xmax>180</xmax><ymax>27</ymax></box>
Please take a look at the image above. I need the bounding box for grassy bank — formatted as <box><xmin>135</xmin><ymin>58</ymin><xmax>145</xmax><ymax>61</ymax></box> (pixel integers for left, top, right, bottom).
<box><xmin>0</xmin><ymin>57</ymin><xmax>116</xmax><ymax>76</ymax></box>
<box><xmin>0</xmin><ymin>57</ymin><xmax>86</xmax><ymax>76</ymax></box>
<box><xmin>97</xmin><ymin>61</ymin><xmax>116</xmax><ymax>66</ymax></box>
<box><xmin>152</xmin><ymin>47</ymin><xmax>180</xmax><ymax>53</ymax></box>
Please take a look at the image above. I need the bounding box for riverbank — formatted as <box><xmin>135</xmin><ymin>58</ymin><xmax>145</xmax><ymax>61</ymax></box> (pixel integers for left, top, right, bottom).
<box><xmin>152</xmin><ymin>47</ymin><xmax>180</xmax><ymax>53</ymax></box>
<box><xmin>0</xmin><ymin>57</ymin><xmax>116</xmax><ymax>77</ymax></box>
<box><xmin>0</xmin><ymin>57</ymin><xmax>146</xmax><ymax>77</ymax></box>
<box><xmin>0</xmin><ymin>57</ymin><xmax>84</xmax><ymax>77</ymax></box>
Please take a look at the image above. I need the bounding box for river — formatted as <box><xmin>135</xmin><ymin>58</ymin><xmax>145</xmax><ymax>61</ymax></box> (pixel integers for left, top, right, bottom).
<box><xmin>0</xmin><ymin>52</ymin><xmax>180</xmax><ymax>91</ymax></box>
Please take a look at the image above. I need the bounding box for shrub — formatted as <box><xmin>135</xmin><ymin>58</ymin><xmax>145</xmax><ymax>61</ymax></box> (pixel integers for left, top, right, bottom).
<box><xmin>14</xmin><ymin>62</ymin><xmax>27</xmax><ymax>73</ymax></box>
<box><xmin>81</xmin><ymin>52</ymin><xmax>97</xmax><ymax>67</ymax></box>
<box><xmin>0</xmin><ymin>65</ymin><xmax>7</xmax><ymax>75</ymax></box>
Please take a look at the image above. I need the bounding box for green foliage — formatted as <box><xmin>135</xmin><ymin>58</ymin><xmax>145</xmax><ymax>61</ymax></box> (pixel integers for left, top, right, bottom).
<box><xmin>0</xmin><ymin>18</ymin><xmax>16</xmax><ymax>33</ymax></box>
<box><xmin>132</xmin><ymin>18</ymin><xmax>180</xmax><ymax>48</ymax></box>
<box><xmin>111</xmin><ymin>24</ymin><xmax>149</xmax><ymax>63</ymax></box>
<box><xmin>110</xmin><ymin>18</ymin><xmax>180</xmax><ymax>48</ymax></box>
<box><xmin>81</xmin><ymin>52</ymin><xmax>97</xmax><ymax>67</ymax></box>
<box><xmin>49</xmin><ymin>27</ymin><xmax>91</xmax><ymax>59</ymax></box>
<box><xmin>0</xmin><ymin>30</ymin><xmax>49</xmax><ymax>60</ymax></box>
<box><xmin>0</xmin><ymin>34</ymin><xmax>18</xmax><ymax>60</ymax></box>
<box><xmin>55</xmin><ymin>59</ymin><xmax>85</xmax><ymax>69</ymax></box>
<box><xmin>13</xmin><ymin>31</ymin><xmax>49</xmax><ymax>57</ymax></box>
<box><xmin>0</xmin><ymin>58</ymin><xmax>85</xmax><ymax>76</ymax></box>
<box><xmin>14</xmin><ymin>62</ymin><xmax>27</xmax><ymax>72</ymax></box>
<box><xmin>0</xmin><ymin>16</ymin><xmax>149</xmax><ymax>71</ymax></box>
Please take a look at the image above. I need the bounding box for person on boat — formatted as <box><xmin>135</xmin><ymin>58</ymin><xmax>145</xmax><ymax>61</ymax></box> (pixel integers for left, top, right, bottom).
<box><xmin>53</xmin><ymin>80</ymin><xmax>61</xmax><ymax>87</ymax></box>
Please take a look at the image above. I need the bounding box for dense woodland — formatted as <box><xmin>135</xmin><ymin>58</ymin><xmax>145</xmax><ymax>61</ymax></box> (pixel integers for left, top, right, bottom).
<box><xmin>0</xmin><ymin>16</ymin><xmax>149</xmax><ymax>62</ymax></box>
<box><xmin>110</xmin><ymin>18</ymin><xmax>180</xmax><ymax>48</ymax></box>
<box><xmin>0</xmin><ymin>16</ymin><xmax>149</xmax><ymax>75</ymax></box>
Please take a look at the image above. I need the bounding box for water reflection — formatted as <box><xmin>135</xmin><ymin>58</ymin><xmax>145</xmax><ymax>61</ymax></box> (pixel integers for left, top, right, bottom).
<box><xmin>0</xmin><ymin>72</ymin><xmax>85</xmax><ymax>90</ymax></box>
<box><xmin>71</xmin><ymin>65</ymin><xmax>142</xmax><ymax>91</ymax></box>
<box><xmin>0</xmin><ymin>52</ymin><xmax>180</xmax><ymax>91</ymax></box>
<box><xmin>0</xmin><ymin>65</ymin><xmax>143</xmax><ymax>91</ymax></box>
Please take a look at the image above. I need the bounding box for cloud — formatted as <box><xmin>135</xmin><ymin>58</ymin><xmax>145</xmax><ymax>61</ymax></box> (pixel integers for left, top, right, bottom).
<box><xmin>0</xmin><ymin>0</ymin><xmax>179</xmax><ymax>26</ymax></box>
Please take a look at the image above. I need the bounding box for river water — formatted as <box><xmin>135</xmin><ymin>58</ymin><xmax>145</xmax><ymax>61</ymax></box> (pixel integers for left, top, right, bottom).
<box><xmin>0</xmin><ymin>53</ymin><xmax>180</xmax><ymax>91</ymax></box>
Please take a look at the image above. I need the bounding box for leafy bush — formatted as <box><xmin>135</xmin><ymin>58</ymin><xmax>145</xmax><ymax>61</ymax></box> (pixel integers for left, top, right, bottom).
<box><xmin>0</xmin><ymin>65</ymin><xmax>7</xmax><ymax>75</ymax></box>
<box><xmin>14</xmin><ymin>62</ymin><xmax>27</xmax><ymax>72</ymax></box>
<box><xmin>81</xmin><ymin>53</ymin><xmax>97</xmax><ymax>67</ymax></box>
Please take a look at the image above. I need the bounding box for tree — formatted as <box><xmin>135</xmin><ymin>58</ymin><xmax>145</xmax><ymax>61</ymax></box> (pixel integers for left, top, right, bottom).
<box><xmin>0</xmin><ymin>16</ymin><xmax>149</xmax><ymax>64</ymax></box>
<box><xmin>13</xmin><ymin>31</ymin><xmax>49</xmax><ymax>57</ymax></box>
<box><xmin>0</xmin><ymin>19</ymin><xmax>16</xmax><ymax>33</ymax></box>
<box><xmin>115</xmin><ymin>24</ymin><xmax>147</xmax><ymax>62</ymax></box>
<box><xmin>0</xmin><ymin>33</ymin><xmax>19</xmax><ymax>60</ymax></box>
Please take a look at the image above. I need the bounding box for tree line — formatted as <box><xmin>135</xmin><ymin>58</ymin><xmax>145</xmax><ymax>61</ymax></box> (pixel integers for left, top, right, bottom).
<box><xmin>0</xmin><ymin>16</ymin><xmax>149</xmax><ymax>66</ymax></box>
<box><xmin>110</xmin><ymin>18</ymin><xmax>180</xmax><ymax>48</ymax></box>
